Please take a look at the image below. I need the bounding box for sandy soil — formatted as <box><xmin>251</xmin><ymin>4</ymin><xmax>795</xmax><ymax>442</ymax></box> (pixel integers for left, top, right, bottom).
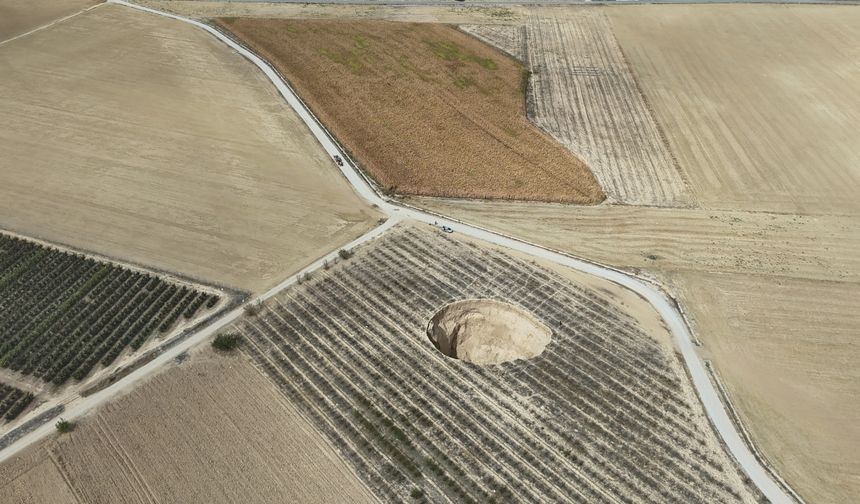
<box><xmin>216</xmin><ymin>18</ymin><xmax>603</xmax><ymax>203</ymax></box>
<box><xmin>608</xmin><ymin>5</ymin><xmax>860</xmax><ymax>215</ymax></box>
<box><xmin>0</xmin><ymin>4</ymin><xmax>379</xmax><ymax>293</ymax></box>
<box><xmin>0</xmin><ymin>350</ymin><xmax>376</xmax><ymax>504</ymax></box>
<box><xmin>427</xmin><ymin>298</ymin><xmax>551</xmax><ymax>364</ymax></box>
<box><xmin>0</xmin><ymin>0</ymin><xmax>96</xmax><ymax>43</ymax></box>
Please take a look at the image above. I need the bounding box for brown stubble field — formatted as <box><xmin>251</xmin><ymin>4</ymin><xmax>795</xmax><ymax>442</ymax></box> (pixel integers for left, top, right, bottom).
<box><xmin>0</xmin><ymin>350</ymin><xmax>377</xmax><ymax>504</ymax></box>
<box><xmin>0</xmin><ymin>4</ymin><xmax>380</xmax><ymax>294</ymax></box>
<box><xmin>215</xmin><ymin>18</ymin><xmax>604</xmax><ymax>204</ymax></box>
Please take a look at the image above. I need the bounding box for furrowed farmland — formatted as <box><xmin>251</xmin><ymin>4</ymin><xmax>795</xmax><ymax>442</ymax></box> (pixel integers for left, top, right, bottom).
<box><xmin>236</xmin><ymin>225</ymin><xmax>758</xmax><ymax>503</ymax></box>
<box><xmin>463</xmin><ymin>12</ymin><xmax>688</xmax><ymax>207</ymax></box>
<box><xmin>215</xmin><ymin>18</ymin><xmax>604</xmax><ymax>204</ymax></box>
<box><xmin>0</xmin><ymin>354</ymin><xmax>377</xmax><ymax>504</ymax></box>
<box><xmin>0</xmin><ymin>232</ymin><xmax>223</xmax><ymax>385</ymax></box>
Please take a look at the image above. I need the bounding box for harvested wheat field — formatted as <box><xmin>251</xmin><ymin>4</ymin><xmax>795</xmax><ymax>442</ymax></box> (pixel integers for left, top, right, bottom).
<box><xmin>608</xmin><ymin>5</ymin><xmax>860</xmax><ymax>215</ymax></box>
<box><xmin>464</xmin><ymin>12</ymin><xmax>689</xmax><ymax>207</ymax></box>
<box><xmin>215</xmin><ymin>18</ymin><xmax>604</xmax><ymax>203</ymax></box>
<box><xmin>234</xmin><ymin>224</ymin><xmax>760</xmax><ymax>503</ymax></box>
<box><xmin>0</xmin><ymin>4</ymin><xmax>379</xmax><ymax>293</ymax></box>
<box><xmin>0</xmin><ymin>0</ymin><xmax>96</xmax><ymax>43</ymax></box>
<box><xmin>0</xmin><ymin>351</ymin><xmax>376</xmax><ymax>504</ymax></box>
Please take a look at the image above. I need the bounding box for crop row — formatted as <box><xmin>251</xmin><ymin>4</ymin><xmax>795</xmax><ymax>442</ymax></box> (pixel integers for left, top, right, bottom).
<box><xmin>521</xmin><ymin>14</ymin><xmax>688</xmax><ymax>206</ymax></box>
<box><xmin>0</xmin><ymin>384</ymin><xmax>33</xmax><ymax>422</ymax></box>
<box><xmin>237</xmin><ymin>227</ymin><xmax>753</xmax><ymax>502</ymax></box>
<box><xmin>0</xmin><ymin>233</ymin><xmax>221</xmax><ymax>384</ymax></box>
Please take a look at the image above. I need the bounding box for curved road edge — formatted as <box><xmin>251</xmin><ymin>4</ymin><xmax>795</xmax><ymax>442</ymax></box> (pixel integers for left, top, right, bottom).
<box><xmin>3</xmin><ymin>2</ymin><xmax>796</xmax><ymax>502</ymax></box>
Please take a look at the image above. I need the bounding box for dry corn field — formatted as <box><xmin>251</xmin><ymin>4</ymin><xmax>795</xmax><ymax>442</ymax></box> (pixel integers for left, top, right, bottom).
<box><xmin>236</xmin><ymin>225</ymin><xmax>759</xmax><ymax>503</ymax></box>
<box><xmin>464</xmin><ymin>13</ymin><xmax>689</xmax><ymax>207</ymax></box>
<box><xmin>215</xmin><ymin>18</ymin><xmax>604</xmax><ymax>204</ymax></box>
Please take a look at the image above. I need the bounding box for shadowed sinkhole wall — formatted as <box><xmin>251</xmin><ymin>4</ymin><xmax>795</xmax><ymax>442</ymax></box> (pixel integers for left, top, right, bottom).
<box><xmin>426</xmin><ymin>298</ymin><xmax>552</xmax><ymax>365</ymax></box>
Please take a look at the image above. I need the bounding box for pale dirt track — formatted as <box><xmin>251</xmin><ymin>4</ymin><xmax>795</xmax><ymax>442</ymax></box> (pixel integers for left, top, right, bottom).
<box><xmin>0</xmin><ymin>3</ymin><xmax>380</xmax><ymax>293</ymax></box>
<box><xmin>0</xmin><ymin>352</ymin><xmax>377</xmax><ymax>504</ymax></box>
<box><xmin>100</xmin><ymin>4</ymin><xmax>792</xmax><ymax>498</ymax></box>
<box><xmin>0</xmin><ymin>0</ymin><xmax>97</xmax><ymax>43</ymax></box>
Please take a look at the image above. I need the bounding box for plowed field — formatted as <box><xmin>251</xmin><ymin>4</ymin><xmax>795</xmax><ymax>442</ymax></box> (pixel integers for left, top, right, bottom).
<box><xmin>216</xmin><ymin>18</ymin><xmax>604</xmax><ymax>204</ymax></box>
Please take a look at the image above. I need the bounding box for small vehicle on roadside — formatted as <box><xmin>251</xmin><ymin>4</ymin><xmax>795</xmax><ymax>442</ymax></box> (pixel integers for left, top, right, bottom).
<box><xmin>333</xmin><ymin>155</ymin><xmax>344</xmax><ymax>166</ymax></box>
<box><xmin>441</xmin><ymin>226</ymin><xmax>454</xmax><ymax>234</ymax></box>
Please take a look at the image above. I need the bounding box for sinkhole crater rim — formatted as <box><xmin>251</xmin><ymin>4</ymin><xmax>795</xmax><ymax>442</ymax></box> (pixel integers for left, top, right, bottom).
<box><xmin>426</xmin><ymin>298</ymin><xmax>552</xmax><ymax>365</ymax></box>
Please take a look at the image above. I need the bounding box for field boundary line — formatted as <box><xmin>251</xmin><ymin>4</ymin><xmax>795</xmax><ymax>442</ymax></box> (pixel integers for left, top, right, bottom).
<box><xmin>47</xmin><ymin>446</ymin><xmax>85</xmax><ymax>504</ymax></box>
<box><xmin>0</xmin><ymin>228</ymin><xmax>242</xmax><ymax>298</ymax></box>
<box><xmin>0</xmin><ymin>2</ymin><xmax>106</xmax><ymax>48</ymax></box>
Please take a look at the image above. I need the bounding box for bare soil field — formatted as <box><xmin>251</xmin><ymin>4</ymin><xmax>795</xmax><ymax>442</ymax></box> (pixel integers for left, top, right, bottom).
<box><xmin>608</xmin><ymin>5</ymin><xmax>860</xmax><ymax>215</ymax></box>
<box><xmin>216</xmin><ymin>18</ymin><xmax>604</xmax><ymax>203</ymax></box>
<box><xmin>466</xmin><ymin>13</ymin><xmax>690</xmax><ymax>207</ymax></box>
<box><xmin>420</xmin><ymin>200</ymin><xmax>859</xmax><ymax>283</ymax></box>
<box><xmin>235</xmin><ymin>224</ymin><xmax>760</xmax><ymax>502</ymax></box>
<box><xmin>0</xmin><ymin>446</ymin><xmax>78</xmax><ymax>504</ymax></box>
<box><xmin>0</xmin><ymin>4</ymin><xmax>379</xmax><ymax>293</ymax></box>
<box><xmin>423</xmin><ymin>198</ymin><xmax>860</xmax><ymax>503</ymax></box>
<box><xmin>0</xmin><ymin>0</ymin><xmax>96</xmax><ymax>43</ymax></box>
<box><xmin>0</xmin><ymin>351</ymin><xmax>376</xmax><ymax>504</ymax></box>
<box><xmin>675</xmin><ymin>272</ymin><xmax>860</xmax><ymax>504</ymax></box>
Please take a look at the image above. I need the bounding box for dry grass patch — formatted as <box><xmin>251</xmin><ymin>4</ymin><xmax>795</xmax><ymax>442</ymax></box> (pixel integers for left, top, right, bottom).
<box><xmin>216</xmin><ymin>18</ymin><xmax>604</xmax><ymax>204</ymax></box>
